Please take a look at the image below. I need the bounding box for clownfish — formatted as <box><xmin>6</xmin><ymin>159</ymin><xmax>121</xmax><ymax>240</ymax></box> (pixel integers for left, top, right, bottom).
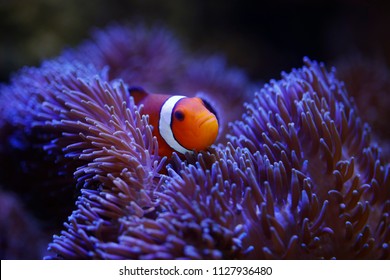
<box><xmin>129</xmin><ymin>87</ymin><xmax>219</xmax><ymax>157</ymax></box>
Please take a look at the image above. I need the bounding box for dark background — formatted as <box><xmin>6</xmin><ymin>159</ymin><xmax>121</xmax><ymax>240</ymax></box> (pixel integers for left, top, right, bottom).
<box><xmin>1</xmin><ymin>0</ymin><xmax>390</xmax><ymax>83</ymax></box>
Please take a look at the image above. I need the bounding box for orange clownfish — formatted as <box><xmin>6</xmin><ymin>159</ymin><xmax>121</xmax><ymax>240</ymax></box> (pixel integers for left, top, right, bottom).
<box><xmin>129</xmin><ymin>87</ymin><xmax>219</xmax><ymax>157</ymax></box>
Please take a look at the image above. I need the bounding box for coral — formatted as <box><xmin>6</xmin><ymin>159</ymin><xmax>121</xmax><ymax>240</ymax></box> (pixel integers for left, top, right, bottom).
<box><xmin>0</xmin><ymin>24</ymin><xmax>389</xmax><ymax>259</ymax></box>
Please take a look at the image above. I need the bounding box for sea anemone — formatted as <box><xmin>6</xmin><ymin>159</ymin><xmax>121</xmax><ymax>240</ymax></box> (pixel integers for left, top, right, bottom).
<box><xmin>0</xmin><ymin>24</ymin><xmax>389</xmax><ymax>259</ymax></box>
<box><xmin>225</xmin><ymin>58</ymin><xmax>390</xmax><ymax>259</ymax></box>
<box><xmin>0</xmin><ymin>60</ymin><xmax>111</xmax><ymax>226</ymax></box>
<box><xmin>0</xmin><ymin>24</ymin><xmax>250</xmax><ymax>232</ymax></box>
<box><xmin>62</xmin><ymin>24</ymin><xmax>184</xmax><ymax>93</ymax></box>
<box><xmin>62</xmin><ymin>24</ymin><xmax>252</xmax><ymax>134</ymax></box>
<box><xmin>47</xmin><ymin>58</ymin><xmax>389</xmax><ymax>259</ymax></box>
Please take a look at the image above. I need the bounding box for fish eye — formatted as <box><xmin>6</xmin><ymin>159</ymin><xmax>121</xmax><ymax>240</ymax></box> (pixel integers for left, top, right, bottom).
<box><xmin>174</xmin><ymin>110</ymin><xmax>185</xmax><ymax>121</ymax></box>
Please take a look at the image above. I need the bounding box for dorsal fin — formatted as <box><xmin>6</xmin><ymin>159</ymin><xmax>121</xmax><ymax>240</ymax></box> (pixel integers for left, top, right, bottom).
<box><xmin>128</xmin><ymin>86</ymin><xmax>148</xmax><ymax>104</ymax></box>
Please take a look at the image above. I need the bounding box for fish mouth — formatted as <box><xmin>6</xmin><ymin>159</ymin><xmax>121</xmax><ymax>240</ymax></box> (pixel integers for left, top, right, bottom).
<box><xmin>198</xmin><ymin>114</ymin><xmax>218</xmax><ymax>128</ymax></box>
<box><xmin>179</xmin><ymin>113</ymin><xmax>218</xmax><ymax>150</ymax></box>
<box><xmin>196</xmin><ymin>114</ymin><xmax>219</xmax><ymax>145</ymax></box>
